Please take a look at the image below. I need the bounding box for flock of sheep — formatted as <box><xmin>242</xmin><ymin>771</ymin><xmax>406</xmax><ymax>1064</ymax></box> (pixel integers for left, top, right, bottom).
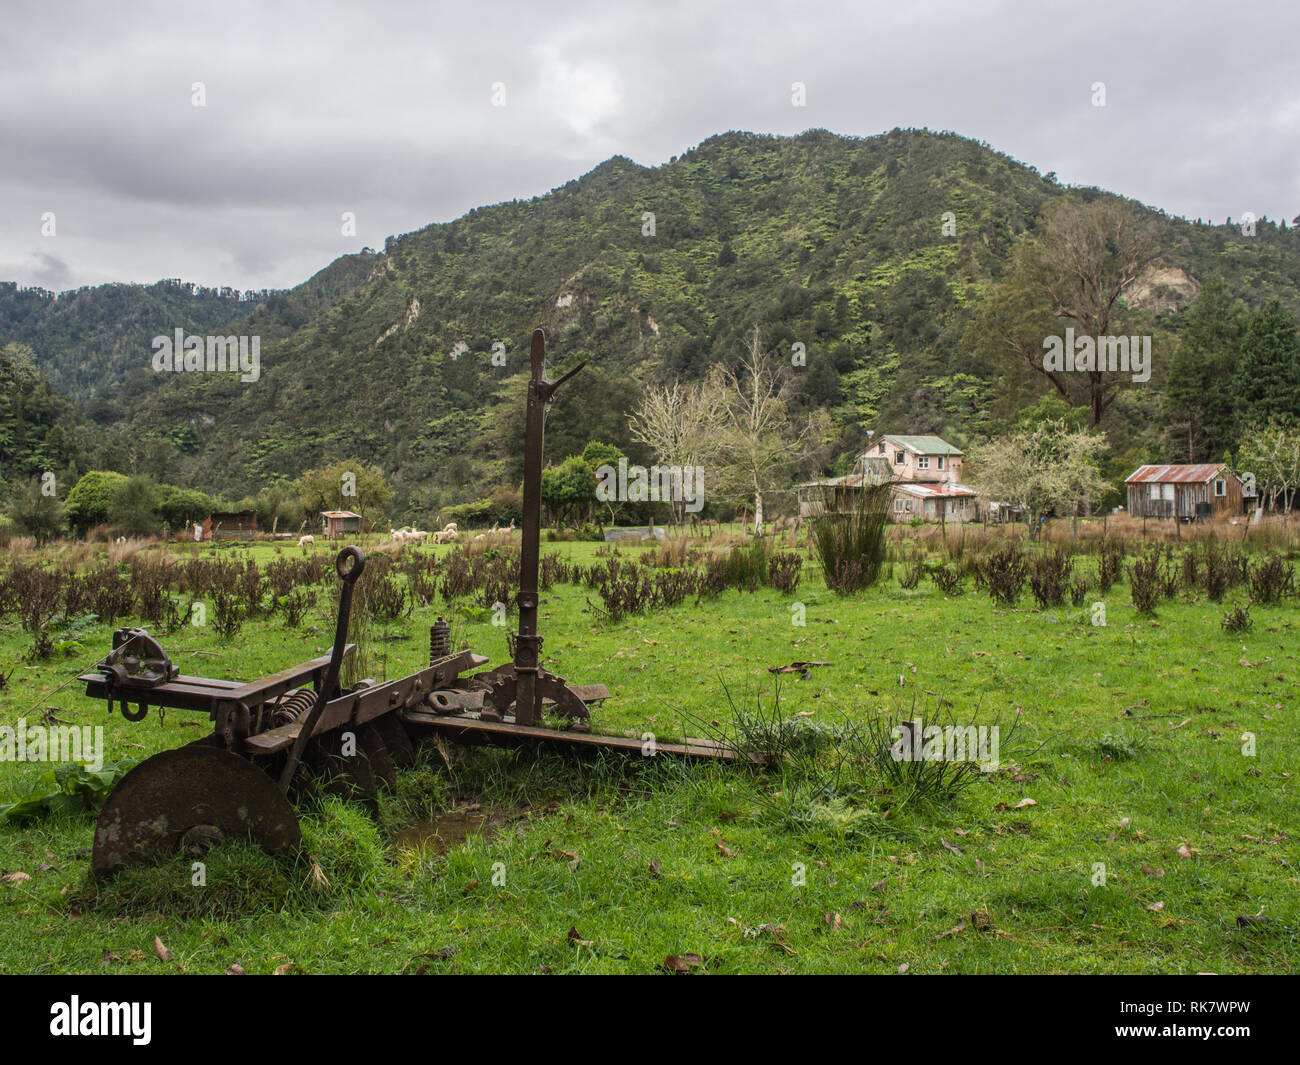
<box><xmin>390</xmin><ymin>521</ymin><xmax>514</xmax><ymax>545</ymax></box>
<box><xmin>291</xmin><ymin>521</ymin><xmax>518</xmax><ymax>550</ymax></box>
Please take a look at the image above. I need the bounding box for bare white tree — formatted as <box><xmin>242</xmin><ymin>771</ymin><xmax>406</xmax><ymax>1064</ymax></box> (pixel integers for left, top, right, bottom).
<box><xmin>630</xmin><ymin>328</ymin><xmax>829</xmax><ymax>531</ymax></box>
<box><xmin>712</xmin><ymin>328</ymin><xmax>831</xmax><ymax>534</ymax></box>
<box><xmin>629</xmin><ymin>376</ymin><xmax>725</xmax><ymax>522</ymax></box>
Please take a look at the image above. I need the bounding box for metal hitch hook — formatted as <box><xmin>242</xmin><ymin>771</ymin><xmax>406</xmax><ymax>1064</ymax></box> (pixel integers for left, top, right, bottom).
<box><xmin>335</xmin><ymin>545</ymin><xmax>365</xmax><ymax>583</ymax></box>
<box><xmin>277</xmin><ymin>546</ymin><xmax>366</xmax><ymax>793</ymax></box>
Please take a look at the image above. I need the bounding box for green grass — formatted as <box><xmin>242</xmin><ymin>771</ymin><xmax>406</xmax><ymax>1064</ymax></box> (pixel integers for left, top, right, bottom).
<box><xmin>0</xmin><ymin>535</ymin><xmax>1297</xmax><ymax>973</ymax></box>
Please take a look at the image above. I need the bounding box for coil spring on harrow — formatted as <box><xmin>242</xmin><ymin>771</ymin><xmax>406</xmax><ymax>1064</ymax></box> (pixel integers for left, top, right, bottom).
<box><xmin>270</xmin><ymin>688</ymin><xmax>317</xmax><ymax>729</ymax></box>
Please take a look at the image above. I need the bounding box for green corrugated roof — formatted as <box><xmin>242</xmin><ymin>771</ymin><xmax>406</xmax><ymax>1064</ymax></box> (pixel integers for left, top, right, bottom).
<box><xmin>879</xmin><ymin>435</ymin><xmax>963</xmax><ymax>456</ymax></box>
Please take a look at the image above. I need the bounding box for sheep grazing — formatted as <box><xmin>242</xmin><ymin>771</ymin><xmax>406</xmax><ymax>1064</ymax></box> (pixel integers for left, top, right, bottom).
<box><xmin>408</xmin><ymin>528</ymin><xmax>428</xmax><ymax>543</ymax></box>
<box><xmin>433</xmin><ymin>522</ymin><xmax>458</xmax><ymax>544</ymax></box>
<box><xmin>298</xmin><ymin>534</ymin><xmax>315</xmax><ymax>547</ymax></box>
<box><xmin>389</xmin><ymin>528</ymin><xmax>409</xmax><ymax>544</ymax></box>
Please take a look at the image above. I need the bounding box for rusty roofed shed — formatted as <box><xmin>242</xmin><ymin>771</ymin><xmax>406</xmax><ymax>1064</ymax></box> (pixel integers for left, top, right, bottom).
<box><xmin>1124</xmin><ymin>464</ymin><xmax>1244</xmax><ymax>519</ymax></box>
<box><xmin>321</xmin><ymin>510</ymin><xmax>362</xmax><ymax>537</ymax></box>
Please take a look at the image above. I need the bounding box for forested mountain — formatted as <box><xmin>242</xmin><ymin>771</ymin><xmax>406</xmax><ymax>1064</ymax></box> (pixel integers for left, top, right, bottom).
<box><xmin>4</xmin><ymin>128</ymin><xmax>1299</xmax><ymax>521</ymax></box>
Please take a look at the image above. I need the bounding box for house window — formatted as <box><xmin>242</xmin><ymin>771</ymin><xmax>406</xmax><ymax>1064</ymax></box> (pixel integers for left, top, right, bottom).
<box><xmin>894</xmin><ymin>498</ymin><xmax>906</xmax><ymax>512</ymax></box>
<box><xmin>937</xmin><ymin>456</ymin><xmax>946</xmax><ymax>470</ymax></box>
<box><xmin>918</xmin><ymin>456</ymin><xmax>930</xmax><ymax>469</ymax></box>
<box><xmin>894</xmin><ymin>451</ymin><xmax>904</xmax><ymax>464</ymax></box>
<box><xmin>1214</xmin><ymin>479</ymin><xmax>1226</xmax><ymax>497</ymax></box>
<box><xmin>1149</xmin><ymin>484</ymin><xmax>1161</xmax><ymax>500</ymax></box>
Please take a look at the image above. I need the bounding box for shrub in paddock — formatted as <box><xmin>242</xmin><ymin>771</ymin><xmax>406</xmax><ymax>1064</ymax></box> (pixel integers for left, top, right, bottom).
<box><xmin>539</xmin><ymin>552</ymin><xmax>575</xmax><ymax>589</ymax></box>
<box><xmin>278</xmin><ymin>588</ymin><xmax>316</xmax><ymax>628</ymax></box>
<box><xmin>1068</xmin><ymin>575</ymin><xmax>1092</xmax><ymax>607</ymax></box>
<box><xmin>9</xmin><ymin>563</ymin><xmax>62</xmax><ymax>660</ymax></box>
<box><xmin>1249</xmin><ymin>554</ymin><xmax>1296</xmax><ymax>605</ymax></box>
<box><xmin>1028</xmin><ymin>547</ymin><xmax>1073</xmax><ymax>608</ymax></box>
<box><xmin>87</xmin><ymin>567</ymin><xmax>133</xmax><ymax>623</ymax></box>
<box><xmin>363</xmin><ymin>557</ymin><xmax>409</xmax><ymax>622</ymax></box>
<box><xmin>1181</xmin><ymin>548</ymin><xmax>1200</xmax><ymax>593</ymax></box>
<box><xmin>238</xmin><ymin>559</ymin><xmax>266</xmax><ymax>619</ymax></box>
<box><xmin>1129</xmin><ymin>547</ymin><xmax>1162</xmax><ymax>615</ymax></box>
<box><xmin>1158</xmin><ymin>546</ymin><xmax>1181</xmax><ymax>600</ymax></box>
<box><xmin>439</xmin><ymin>551</ymin><xmax>474</xmax><ymax>601</ymax></box>
<box><xmin>977</xmin><ymin>544</ymin><xmax>1028</xmax><ymax>606</ymax></box>
<box><xmin>211</xmin><ymin>591</ymin><xmax>244</xmax><ymax>637</ymax></box>
<box><xmin>1097</xmin><ymin>538</ymin><xmax>1124</xmax><ymax>594</ymax></box>
<box><xmin>929</xmin><ymin>561</ymin><xmax>965</xmax><ymax>596</ymax></box>
<box><xmin>589</xmin><ymin>565</ymin><xmax>647</xmax><ymax>623</ymax></box>
<box><xmin>1220</xmin><ymin>605</ymin><xmax>1253</xmax><ymax>634</ymax></box>
<box><xmin>898</xmin><ymin>549</ymin><xmax>925</xmax><ymax>590</ymax></box>
<box><xmin>767</xmin><ymin>552</ymin><xmax>803</xmax><ymax>595</ymax></box>
<box><xmin>718</xmin><ymin>538</ymin><xmax>771</xmax><ymax>592</ymax></box>
<box><xmin>478</xmin><ymin>560</ymin><xmax>514</xmax><ymax>614</ymax></box>
<box><xmin>129</xmin><ymin>557</ymin><xmax>170</xmax><ymax>628</ymax></box>
<box><xmin>1202</xmin><ymin>541</ymin><xmax>1232</xmax><ymax>602</ymax></box>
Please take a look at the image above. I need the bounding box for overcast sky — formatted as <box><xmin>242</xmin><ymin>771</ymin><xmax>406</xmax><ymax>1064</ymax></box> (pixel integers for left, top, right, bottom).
<box><xmin>2</xmin><ymin>0</ymin><xmax>1296</xmax><ymax>293</ymax></box>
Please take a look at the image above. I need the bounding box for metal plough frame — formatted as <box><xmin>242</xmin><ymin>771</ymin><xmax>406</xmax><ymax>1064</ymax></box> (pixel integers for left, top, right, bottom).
<box><xmin>80</xmin><ymin>329</ymin><xmax>740</xmax><ymax>876</ymax></box>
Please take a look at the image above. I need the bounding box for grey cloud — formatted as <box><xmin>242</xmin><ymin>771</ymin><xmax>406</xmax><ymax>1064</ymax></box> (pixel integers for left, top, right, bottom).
<box><xmin>1</xmin><ymin>0</ymin><xmax>1296</xmax><ymax>291</ymax></box>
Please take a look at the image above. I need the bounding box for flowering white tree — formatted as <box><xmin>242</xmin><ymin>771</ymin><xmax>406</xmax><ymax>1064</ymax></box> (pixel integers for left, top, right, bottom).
<box><xmin>968</xmin><ymin>418</ymin><xmax>1109</xmax><ymax>524</ymax></box>
<box><xmin>1238</xmin><ymin>422</ymin><xmax>1300</xmax><ymax>512</ymax></box>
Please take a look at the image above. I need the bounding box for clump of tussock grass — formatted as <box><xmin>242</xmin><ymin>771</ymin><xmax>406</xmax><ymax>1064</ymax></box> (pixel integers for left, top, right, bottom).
<box><xmin>1090</xmin><ymin>730</ymin><xmax>1147</xmax><ymax>763</ymax></box>
<box><xmin>682</xmin><ymin>683</ymin><xmax>1029</xmax><ymax>842</ymax></box>
<box><xmin>1221</xmin><ymin>604</ymin><xmax>1253</xmax><ymax>634</ymax></box>
<box><xmin>809</xmin><ymin>483</ymin><xmax>891</xmax><ymax>594</ymax></box>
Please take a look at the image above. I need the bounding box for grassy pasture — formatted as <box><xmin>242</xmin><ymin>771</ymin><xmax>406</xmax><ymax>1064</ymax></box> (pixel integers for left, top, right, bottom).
<box><xmin>0</xmin><ymin>524</ymin><xmax>1296</xmax><ymax>974</ymax></box>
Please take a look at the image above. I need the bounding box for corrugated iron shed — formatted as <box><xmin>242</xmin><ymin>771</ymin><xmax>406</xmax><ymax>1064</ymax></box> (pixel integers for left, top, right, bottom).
<box><xmin>1125</xmin><ymin>464</ymin><xmax>1226</xmax><ymax>485</ymax></box>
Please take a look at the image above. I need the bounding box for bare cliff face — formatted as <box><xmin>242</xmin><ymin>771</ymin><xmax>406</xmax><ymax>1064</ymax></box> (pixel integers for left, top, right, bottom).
<box><xmin>1125</xmin><ymin>263</ymin><xmax>1199</xmax><ymax>313</ymax></box>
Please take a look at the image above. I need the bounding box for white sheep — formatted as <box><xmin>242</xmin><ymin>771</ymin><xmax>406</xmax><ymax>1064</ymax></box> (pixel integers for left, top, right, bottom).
<box><xmin>298</xmin><ymin>535</ymin><xmax>314</xmax><ymax>547</ymax></box>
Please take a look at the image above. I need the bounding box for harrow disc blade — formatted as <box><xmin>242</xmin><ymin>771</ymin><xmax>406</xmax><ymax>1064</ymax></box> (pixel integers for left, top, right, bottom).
<box><xmin>92</xmin><ymin>745</ymin><xmax>301</xmax><ymax>877</ymax></box>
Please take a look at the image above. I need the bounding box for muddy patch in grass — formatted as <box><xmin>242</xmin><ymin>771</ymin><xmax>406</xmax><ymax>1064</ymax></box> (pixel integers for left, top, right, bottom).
<box><xmin>391</xmin><ymin>806</ymin><xmax>506</xmax><ymax>853</ymax></box>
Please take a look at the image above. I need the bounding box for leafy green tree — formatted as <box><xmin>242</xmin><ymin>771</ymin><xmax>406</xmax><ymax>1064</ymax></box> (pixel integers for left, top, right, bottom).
<box><xmin>8</xmin><ymin>479</ymin><xmax>64</xmax><ymax>543</ymax></box>
<box><xmin>297</xmin><ymin>461</ymin><xmax>391</xmax><ymax>530</ymax></box>
<box><xmin>244</xmin><ymin>481</ymin><xmax>305</xmax><ymax>535</ymax></box>
<box><xmin>541</xmin><ymin>455</ymin><xmax>596</xmax><ymax>527</ymax></box>
<box><xmin>581</xmin><ymin>441</ymin><xmax>624</xmax><ymax>470</ymax></box>
<box><xmin>1164</xmin><ymin>277</ymin><xmax>1249</xmax><ymax>461</ymax></box>
<box><xmin>1232</xmin><ymin>300</ymin><xmax>1300</xmax><ymax>435</ymax></box>
<box><xmin>158</xmin><ymin>486</ymin><xmax>215</xmax><ymax>530</ymax></box>
<box><xmin>964</xmin><ymin>197</ymin><xmax>1162</xmax><ymax>427</ymax></box>
<box><xmin>582</xmin><ymin>441</ymin><xmax>626</xmax><ymax>524</ymax></box>
<box><xmin>0</xmin><ymin>343</ymin><xmax>86</xmax><ymax>489</ymax></box>
<box><xmin>64</xmin><ymin>471</ymin><xmax>128</xmax><ymax>535</ymax></box>
<box><xmin>108</xmin><ymin>476</ymin><xmax>162</xmax><ymax>537</ymax></box>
